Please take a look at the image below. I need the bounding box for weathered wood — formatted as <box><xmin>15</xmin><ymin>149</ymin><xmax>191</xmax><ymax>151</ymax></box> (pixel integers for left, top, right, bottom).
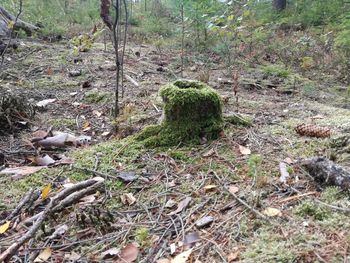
<box><xmin>301</xmin><ymin>157</ymin><xmax>350</xmax><ymax>190</ymax></box>
<box><xmin>0</xmin><ymin>6</ymin><xmax>39</xmax><ymax>37</ymax></box>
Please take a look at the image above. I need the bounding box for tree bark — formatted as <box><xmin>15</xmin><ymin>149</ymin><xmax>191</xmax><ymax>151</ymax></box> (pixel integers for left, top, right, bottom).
<box><xmin>273</xmin><ymin>0</ymin><xmax>286</xmax><ymax>11</ymax></box>
<box><xmin>301</xmin><ymin>157</ymin><xmax>350</xmax><ymax>190</ymax></box>
<box><xmin>0</xmin><ymin>6</ymin><xmax>39</xmax><ymax>37</ymax></box>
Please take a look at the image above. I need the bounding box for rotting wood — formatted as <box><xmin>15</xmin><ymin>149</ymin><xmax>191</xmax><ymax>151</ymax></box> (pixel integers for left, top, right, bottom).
<box><xmin>301</xmin><ymin>157</ymin><xmax>350</xmax><ymax>190</ymax></box>
<box><xmin>0</xmin><ymin>7</ymin><xmax>38</xmax><ymax>37</ymax></box>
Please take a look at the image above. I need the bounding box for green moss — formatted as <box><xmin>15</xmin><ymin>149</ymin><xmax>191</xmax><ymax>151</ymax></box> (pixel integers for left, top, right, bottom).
<box><xmin>84</xmin><ymin>89</ymin><xmax>112</xmax><ymax>104</ymax></box>
<box><xmin>262</xmin><ymin>64</ymin><xmax>291</xmax><ymax>78</ymax></box>
<box><xmin>168</xmin><ymin>150</ymin><xmax>191</xmax><ymax>161</ymax></box>
<box><xmin>295</xmin><ymin>201</ymin><xmax>329</xmax><ymax>221</ymax></box>
<box><xmin>224</xmin><ymin>113</ymin><xmax>253</xmax><ymax>127</ymax></box>
<box><xmin>135</xmin><ymin>227</ymin><xmax>151</xmax><ymax>248</ymax></box>
<box><xmin>48</xmin><ymin>118</ymin><xmax>76</xmax><ymax>130</ymax></box>
<box><xmin>136</xmin><ymin>80</ymin><xmax>223</xmax><ymax>147</ymax></box>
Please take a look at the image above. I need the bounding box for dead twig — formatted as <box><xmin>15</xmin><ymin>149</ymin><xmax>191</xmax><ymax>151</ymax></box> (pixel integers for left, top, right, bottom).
<box><xmin>211</xmin><ymin>171</ymin><xmax>268</xmax><ymax>221</ymax></box>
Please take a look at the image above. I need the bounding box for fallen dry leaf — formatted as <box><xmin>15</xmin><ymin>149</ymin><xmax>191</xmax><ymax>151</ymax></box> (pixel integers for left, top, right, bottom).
<box><xmin>31</xmin><ymin>130</ymin><xmax>49</xmax><ymax>142</ymax></box>
<box><xmin>79</xmin><ymin>194</ymin><xmax>96</xmax><ymax>203</ymax></box>
<box><xmin>0</xmin><ymin>221</ymin><xmax>10</xmax><ymax>234</ymax></box>
<box><xmin>36</xmin><ymin>99</ymin><xmax>56</xmax><ymax>107</ymax></box>
<box><xmin>263</xmin><ymin>207</ymin><xmax>282</xmax><ymax>217</ymax></box>
<box><xmin>202</xmin><ymin>148</ymin><xmax>215</xmax><ymax>157</ymax></box>
<box><xmin>229</xmin><ymin>185</ymin><xmax>239</xmax><ymax>194</ymax></box>
<box><xmin>34</xmin><ymin>247</ymin><xmax>52</xmax><ymax>262</ymax></box>
<box><xmin>48</xmin><ymin>224</ymin><xmax>68</xmax><ymax>239</ymax></box>
<box><xmin>117</xmin><ymin>243</ymin><xmax>139</xmax><ymax>263</ymax></box>
<box><xmin>101</xmin><ymin>247</ymin><xmax>120</xmax><ymax>259</ymax></box>
<box><xmin>203</xmin><ymin>184</ymin><xmax>217</xmax><ymax>191</ymax></box>
<box><xmin>41</xmin><ymin>184</ymin><xmax>51</xmax><ymax>199</ymax></box>
<box><xmin>183</xmin><ymin>232</ymin><xmax>201</xmax><ymax>246</ymax></box>
<box><xmin>169</xmin><ymin>197</ymin><xmax>191</xmax><ymax>215</ymax></box>
<box><xmin>92</xmin><ymin>110</ymin><xmax>102</xmax><ymax>117</ymax></box>
<box><xmin>165</xmin><ymin>199</ymin><xmax>177</xmax><ymax>208</ymax></box>
<box><xmin>0</xmin><ymin>166</ymin><xmax>45</xmax><ymax>179</ymax></box>
<box><xmin>157</xmin><ymin>259</ymin><xmax>171</xmax><ymax>263</ymax></box>
<box><xmin>29</xmin><ymin>155</ymin><xmax>56</xmax><ymax>166</ymax></box>
<box><xmin>171</xmin><ymin>248</ymin><xmax>193</xmax><ymax>263</ymax></box>
<box><xmin>227</xmin><ymin>251</ymin><xmax>240</xmax><ymax>262</ymax></box>
<box><xmin>121</xmin><ymin>193</ymin><xmax>137</xmax><ymax>205</ymax></box>
<box><xmin>238</xmin><ymin>145</ymin><xmax>251</xmax><ymax>155</ymax></box>
<box><xmin>118</xmin><ymin>171</ymin><xmax>136</xmax><ymax>182</ymax></box>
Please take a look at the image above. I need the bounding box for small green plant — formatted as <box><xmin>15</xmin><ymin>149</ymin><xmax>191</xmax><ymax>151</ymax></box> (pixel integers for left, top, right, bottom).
<box><xmin>320</xmin><ymin>186</ymin><xmax>343</xmax><ymax>203</ymax></box>
<box><xmin>302</xmin><ymin>83</ymin><xmax>317</xmax><ymax>97</ymax></box>
<box><xmin>295</xmin><ymin>201</ymin><xmax>329</xmax><ymax>221</ymax></box>
<box><xmin>262</xmin><ymin>64</ymin><xmax>290</xmax><ymax>78</ymax></box>
<box><xmin>247</xmin><ymin>154</ymin><xmax>263</xmax><ymax>177</ymax></box>
<box><xmin>346</xmin><ymin>86</ymin><xmax>350</xmax><ymax>100</ymax></box>
<box><xmin>135</xmin><ymin>227</ymin><xmax>151</xmax><ymax>248</ymax></box>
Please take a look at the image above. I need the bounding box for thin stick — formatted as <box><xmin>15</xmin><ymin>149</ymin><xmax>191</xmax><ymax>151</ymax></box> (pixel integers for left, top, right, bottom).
<box><xmin>212</xmin><ymin>171</ymin><xmax>268</xmax><ymax>220</ymax></box>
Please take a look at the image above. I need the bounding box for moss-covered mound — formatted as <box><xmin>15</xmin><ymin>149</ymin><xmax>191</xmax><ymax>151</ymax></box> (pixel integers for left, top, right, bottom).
<box><xmin>136</xmin><ymin>80</ymin><xmax>223</xmax><ymax>147</ymax></box>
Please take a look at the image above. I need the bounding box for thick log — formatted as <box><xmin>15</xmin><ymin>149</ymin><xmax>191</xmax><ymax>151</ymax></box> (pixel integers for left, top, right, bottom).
<box><xmin>301</xmin><ymin>157</ymin><xmax>350</xmax><ymax>190</ymax></box>
<box><xmin>0</xmin><ymin>6</ymin><xmax>39</xmax><ymax>37</ymax></box>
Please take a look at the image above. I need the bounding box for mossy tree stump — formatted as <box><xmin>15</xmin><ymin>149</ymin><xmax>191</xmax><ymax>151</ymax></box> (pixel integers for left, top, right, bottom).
<box><xmin>136</xmin><ymin>80</ymin><xmax>223</xmax><ymax>147</ymax></box>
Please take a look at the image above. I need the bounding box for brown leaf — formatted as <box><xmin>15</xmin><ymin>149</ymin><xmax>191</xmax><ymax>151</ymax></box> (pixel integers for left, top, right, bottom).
<box><xmin>0</xmin><ymin>166</ymin><xmax>45</xmax><ymax>179</ymax></box>
<box><xmin>229</xmin><ymin>185</ymin><xmax>239</xmax><ymax>194</ymax></box>
<box><xmin>238</xmin><ymin>145</ymin><xmax>251</xmax><ymax>155</ymax></box>
<box><xmin>203</xmin><ymin>185</ymin><xmax>217</xmax><ymax>192</ymax></box>
<box><xmin>117</xmin><ymin>243</ymin><xmax>139</xmax><ymax>263</ymax></box>
<box><xmin>34</xmin><ymin>247</ymin><xmax>52</xmax><ymax>262</ymax></box>
<box><xmin>31</xmin><ymin>130</ymin><xmax>49</xmax><ymax>142</ymax></box>
<box><xmin>92</xmin><ymin>110</ymin><xmax>103</xmax><ymax>117</ymax></box>
<box><xmin>171</xmin><ymin>249</ymin><xmax>193</xmax><ymax>263</ymax></box>
<box><xmin>47</xmin><ymin>68</ymin><xmax>54</xmax><ymax>75</ymax></box>
<box><xmin>227</xmin><ymin>251</ymin><xmax>240</xmax><ymax>262</ymax></box>
<box><xmin>263</xmin><ymin>207</ymin><xmax>282</xmax><ymax>217</ymax></box>
<box><xmin>121</xmin><ymin>193</ymin><xmax>137</xmax><ymax>205</ymax></box>
<box><xmin>169</xmin><ymin>197</ymin><xmax>191</xmax><ymax>215</ymax></box>
<box><xmin>202</xmin><ymin>148</ymin><xmax>215</xmax><ymax>157</ymax></box>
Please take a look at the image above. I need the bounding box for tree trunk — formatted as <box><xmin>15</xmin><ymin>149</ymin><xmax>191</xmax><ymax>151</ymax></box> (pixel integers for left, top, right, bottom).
<box><xmin>0</xmin><ymin>6</ymin><xmax>39</xmax><ymax>38</ymax></box>
<box><xmin>273</xmin><ymin>0</ymin><xmax>286</xmax><ymax>11</ymax></box>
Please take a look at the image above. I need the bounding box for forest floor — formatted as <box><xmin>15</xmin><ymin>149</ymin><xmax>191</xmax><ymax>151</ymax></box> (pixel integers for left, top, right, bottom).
<box><xmin>0</xmin><ymin>36</ymin><xmax>350</xmax><ymax>262</ymax></box>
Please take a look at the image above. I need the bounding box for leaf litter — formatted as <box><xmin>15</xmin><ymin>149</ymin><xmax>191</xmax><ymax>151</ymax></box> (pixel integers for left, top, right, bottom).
<box><xmin>0</xmin><ymin>34</ymin><xmax>350</xmax><ymax>263</ymax></box>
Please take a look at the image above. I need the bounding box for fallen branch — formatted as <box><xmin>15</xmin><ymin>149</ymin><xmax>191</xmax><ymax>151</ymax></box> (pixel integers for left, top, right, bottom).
<box><xmin>211</xmin><ymin>171</ymin><xmax>268</xmax><ymax>220</ymax></box>
<box><xmin>0</xmin><ymin>6</ymin><xmax>39</xmax><ymax>37</ymax></box>
<box><xmin>0</xmin><ymin>177</ymin><xmax>104</xmax><ymax>262</ymax></box>
<box><xmin>301</xmin><ymin>157</ymin><xmax>350</xmax><ymax>190</ymax></box>
<box><xmin>125</xmin><ymin>74</ymin><xmax>139</xmax><ymax>88</ymax></box>
<box><xmin>3</xmin><ymin>188</ymin><xmax>36</xmax><ymax>223</ymax></box>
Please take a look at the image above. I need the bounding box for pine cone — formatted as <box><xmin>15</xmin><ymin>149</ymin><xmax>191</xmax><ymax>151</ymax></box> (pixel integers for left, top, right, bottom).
<box><xmin>295</xmin><ymin>124</ymin><xmax>332</xmax><ymax>138</ymax></box>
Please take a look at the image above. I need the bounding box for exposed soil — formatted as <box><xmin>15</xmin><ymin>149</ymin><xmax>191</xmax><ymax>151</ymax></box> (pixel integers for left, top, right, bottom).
<box><xmin>0</xmin><ymin>36</ymin><xmax>350</xmax><ymax>262</ymax></box>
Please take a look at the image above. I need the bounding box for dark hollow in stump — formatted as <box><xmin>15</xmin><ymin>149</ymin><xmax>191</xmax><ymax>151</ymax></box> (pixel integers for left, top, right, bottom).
<box><xmin>136</xmin><ymin>80</ymin><xmax>223</xmax><ymax>147</ymax></box>
<box><xmin>301</xmin><ymin>157</ymin><xmax>350</xmax><ymax>190</ymax></box>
